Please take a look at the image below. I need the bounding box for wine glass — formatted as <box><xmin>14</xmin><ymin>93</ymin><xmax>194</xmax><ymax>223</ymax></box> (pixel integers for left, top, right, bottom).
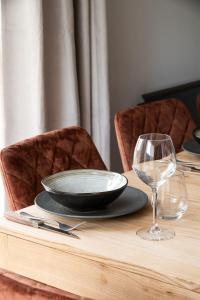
<box><xmin>133</xmin><ymin>133</ymin><xmax>176</xmax><ymax>241</ymax></box>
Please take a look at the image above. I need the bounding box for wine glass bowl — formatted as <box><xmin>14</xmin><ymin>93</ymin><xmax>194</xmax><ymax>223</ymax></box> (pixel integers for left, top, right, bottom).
<box><xmin>133</xmin><ymin>133</ymin><xmax>176</xmax><ymax>241</ymax></box>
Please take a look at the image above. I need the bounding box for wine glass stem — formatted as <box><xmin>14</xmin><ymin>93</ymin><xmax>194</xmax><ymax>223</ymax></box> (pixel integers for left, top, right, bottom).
<box><xmin>151</xmin><ymin>187</ymin><xmax>160</xmax><ymax>232</ymax></box>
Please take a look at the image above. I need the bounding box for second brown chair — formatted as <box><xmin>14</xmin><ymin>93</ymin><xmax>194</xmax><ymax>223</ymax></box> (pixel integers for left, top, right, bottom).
<box><xmin>114</xmin><ymin>98</ymin><xmax>196</xmax><ymax>172</ymax></box>
<box><xmin>0</xmin><ymin>126</ymin><xmax>106</xmax><ymax>210</ymax></box>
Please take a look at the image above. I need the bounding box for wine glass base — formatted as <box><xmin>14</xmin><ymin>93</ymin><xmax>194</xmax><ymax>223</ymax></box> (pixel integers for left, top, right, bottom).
<box><xmin>136</xmin><ymin>227</ymin><xmax>175</xmax><ymax>241</ymax></box>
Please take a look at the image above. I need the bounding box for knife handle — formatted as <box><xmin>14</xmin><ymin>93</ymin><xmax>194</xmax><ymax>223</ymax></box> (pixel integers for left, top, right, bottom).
<box><xmin>4</xmin><ymin>211</ymin><xmax>40</xmax><ymax>228</ymax></box>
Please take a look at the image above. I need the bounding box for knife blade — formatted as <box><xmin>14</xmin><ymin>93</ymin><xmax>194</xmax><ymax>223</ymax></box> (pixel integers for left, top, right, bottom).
<box><xmin>4</xmin><ymin>212</ymin><xmax>80</xmax><ymax>239</ymax></box>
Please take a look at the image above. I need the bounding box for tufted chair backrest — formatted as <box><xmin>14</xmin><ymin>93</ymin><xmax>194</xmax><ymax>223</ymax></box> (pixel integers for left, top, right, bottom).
<box><xmin>114</xmin><ymin>99</ymin><xmax>196</xmax><ymax>172</ymax></box>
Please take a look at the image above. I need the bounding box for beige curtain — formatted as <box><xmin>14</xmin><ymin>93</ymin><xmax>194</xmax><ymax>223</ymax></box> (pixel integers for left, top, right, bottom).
<box><xmin>1</xmin><ymin>0</ymin><xmax>110</xmax><ymax>160</ymax></box>
<box><xmin>0</xmin><ymin>0</ymin><xmax>110</xmax><ymax>214</ymax></box>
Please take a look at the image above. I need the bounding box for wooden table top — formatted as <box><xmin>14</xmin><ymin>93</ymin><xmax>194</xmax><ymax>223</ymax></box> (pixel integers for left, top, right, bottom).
<box><xmin>0</xmin><ymin>151</ymin><xmax>200</xmax><ymax>299</ymax></box>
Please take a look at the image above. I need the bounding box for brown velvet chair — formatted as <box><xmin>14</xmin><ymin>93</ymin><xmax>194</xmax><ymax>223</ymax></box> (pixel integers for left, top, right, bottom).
<box><xmin>0</xmin><ymin>126</ymin><xmax>106</xmax><ymax>210</ymax></box>
<box><xmin>0</xmin><ymin>128</ymin><xmax>95</xmax><ymax>299</ymax></box>
<box><xmin>0</xmin><ymin>268</ymin><xmax>89</xmax><ymax>300</ymax></box>
<box><xmin>114</xmin><ymin>98</ymin><xmax>196</xmax><ymax>172</ymax></box>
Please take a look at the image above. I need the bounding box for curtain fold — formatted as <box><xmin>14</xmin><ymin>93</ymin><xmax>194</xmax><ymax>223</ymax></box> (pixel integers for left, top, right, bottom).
<box><xmin>1</xmin><ymin>0</ymin><xmax>46</xmax><ymax>143</ymax></box>
<box><xmin>43</xmin><ymin>0</ymin><xmax>80</xmax><ymax>130</ymax></box>
<box><xmin>0</xmin><ymin>0</ymin><xmax>110</xmax><ymax>214</ymax></box>
<box><xmin>74</xmin><ymin>0</ymin><xmax>110</xmax><ymax>165</ymax></box>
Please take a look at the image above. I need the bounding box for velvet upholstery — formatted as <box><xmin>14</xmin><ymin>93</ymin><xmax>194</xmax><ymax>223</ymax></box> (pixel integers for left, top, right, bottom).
<box><xmin>0</xmin><ymin>126</ymin><xmax>107</xmax><ymax>210</ymax></box>
<box><xmin>115</xmin><ymin>99</ymin><xmax>196</xmax><ymax>172</ymax></box>
<box><xmin>0</xmin><ymin>268</ymin><xmax>89</xmax><ymax>300</ymax></box>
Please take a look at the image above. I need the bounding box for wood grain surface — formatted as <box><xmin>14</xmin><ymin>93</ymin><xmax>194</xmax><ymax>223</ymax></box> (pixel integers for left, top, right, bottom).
<box><xmin>0</xmin><ymin>151</ymin><xmax>199</xmax><ymax>299</ymax></box>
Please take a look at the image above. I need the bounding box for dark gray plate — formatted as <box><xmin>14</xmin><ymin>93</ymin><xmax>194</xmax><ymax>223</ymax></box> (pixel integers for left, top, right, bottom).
<box><xmin>182</xmin><ymin>139</ymin><xmax>200</xmax><ymax>156</ymax></box>
<box><xmin>34</xmin><ymin>186</ymin><xmax>148</xmax><ymax>219</ymax></box>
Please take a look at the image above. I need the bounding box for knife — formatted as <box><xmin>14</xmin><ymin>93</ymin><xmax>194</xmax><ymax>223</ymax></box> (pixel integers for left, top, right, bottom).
<box><xmin>4</xmin><ymin>211</ymin><xmax>80</xmax><ymax>239</ymax></box>
<box><xmin>19</xmin><ymin>211</ymin><xmax>86</xmax><ymax>232</ymax></box>
<box><xmin>176</xmin><ymin>161</ymin><xmax>200</xmax><ymax>173</ymax></box>
<box><xmin>176</xmin><ymin>159</ymin><xmax>200</xmax><ymax>169</ymax></box>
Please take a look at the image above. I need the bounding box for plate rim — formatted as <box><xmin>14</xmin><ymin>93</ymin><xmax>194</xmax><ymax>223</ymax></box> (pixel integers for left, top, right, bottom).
<box><xmin>34</xmin><ymin>186</ymin><xmax>148</xmax><ymax>219</ymax></box>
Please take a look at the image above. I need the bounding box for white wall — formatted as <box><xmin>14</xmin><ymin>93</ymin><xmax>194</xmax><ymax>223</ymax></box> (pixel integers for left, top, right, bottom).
<box><xmin>107</xmin><ymin>0</ymin><xmax>200</xmax><ymax>171</ymax></box>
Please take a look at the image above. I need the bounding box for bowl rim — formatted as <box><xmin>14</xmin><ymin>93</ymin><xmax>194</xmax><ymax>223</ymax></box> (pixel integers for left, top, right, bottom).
<box><xmin>41</xmin><ymin>169</ymin><xmax>128</xmax><ymax>196</ymax></box>
<box><xmin>193</xmin><ymin>127</ymin><xmax>200</xmax><ymax>139</ymax></box>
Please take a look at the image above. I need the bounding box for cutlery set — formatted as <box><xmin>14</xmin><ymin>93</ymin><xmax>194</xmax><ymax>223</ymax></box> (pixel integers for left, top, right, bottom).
<box><xmin>20</xmin><ymin>211</ymin><xmax>86</xmax><ymax>231</ymax></box>
<box><xmin>176</xmin><ymin>159</ymin><xmax>200</xmax><ymax>173</ymax></box>
<box><xmin>4</xmin><ymin>211</ymin><xmax>86</xmax><ymax>239</ymax></box>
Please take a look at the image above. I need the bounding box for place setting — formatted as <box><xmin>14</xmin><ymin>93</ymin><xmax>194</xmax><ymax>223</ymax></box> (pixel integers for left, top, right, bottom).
<box><xmin>4</xmin><ymin>133</ymin><xmax>190</xmax><ymax>242</ymax></box>
<box><xmin>4</xmin><ymin>168</ymin><xmax>149</xmax><ymax>239</ymax></box>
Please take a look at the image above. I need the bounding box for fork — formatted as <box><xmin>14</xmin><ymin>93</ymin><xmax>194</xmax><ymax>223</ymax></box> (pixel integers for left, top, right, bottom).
<box><xmin>19</xmin><ymin>212</ymin><xmax>86</xmax><ymax>232</ymax></box>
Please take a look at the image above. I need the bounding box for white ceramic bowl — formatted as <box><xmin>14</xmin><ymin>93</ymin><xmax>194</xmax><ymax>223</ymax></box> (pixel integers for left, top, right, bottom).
<box><xmin>41</xmin><ymin>169</ymin><xmax>128</xmax><ymax>210</ymax></box>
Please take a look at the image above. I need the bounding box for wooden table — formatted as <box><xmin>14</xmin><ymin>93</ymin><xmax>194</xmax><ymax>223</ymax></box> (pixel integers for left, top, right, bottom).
<box><xmin>0</xmin><ymin>152</ymin><xmax>200</xmax><ymax>299</ymax></box>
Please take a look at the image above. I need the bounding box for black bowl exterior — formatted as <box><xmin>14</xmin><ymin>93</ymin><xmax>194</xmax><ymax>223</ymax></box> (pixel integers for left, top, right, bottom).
<box><xmin>193</xmin><ymin>128</ymin><xmax>200</xmax><ymax>144</ymax></box>
<box><xmin>47</xmin><ymin>185</ymin><xmax>126</xmax><ymax>211</ymax></box>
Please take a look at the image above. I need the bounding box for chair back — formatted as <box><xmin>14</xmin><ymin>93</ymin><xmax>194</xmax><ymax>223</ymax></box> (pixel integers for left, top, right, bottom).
<box><xmin>0</xmin><ymin>126</ymin><xmax>106</xmax><ymax>210</ymax></box>
<box><xmin>115</xmin><ymin>99</ymin><xmax>196</xmax><ymax>172</ymax></box>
